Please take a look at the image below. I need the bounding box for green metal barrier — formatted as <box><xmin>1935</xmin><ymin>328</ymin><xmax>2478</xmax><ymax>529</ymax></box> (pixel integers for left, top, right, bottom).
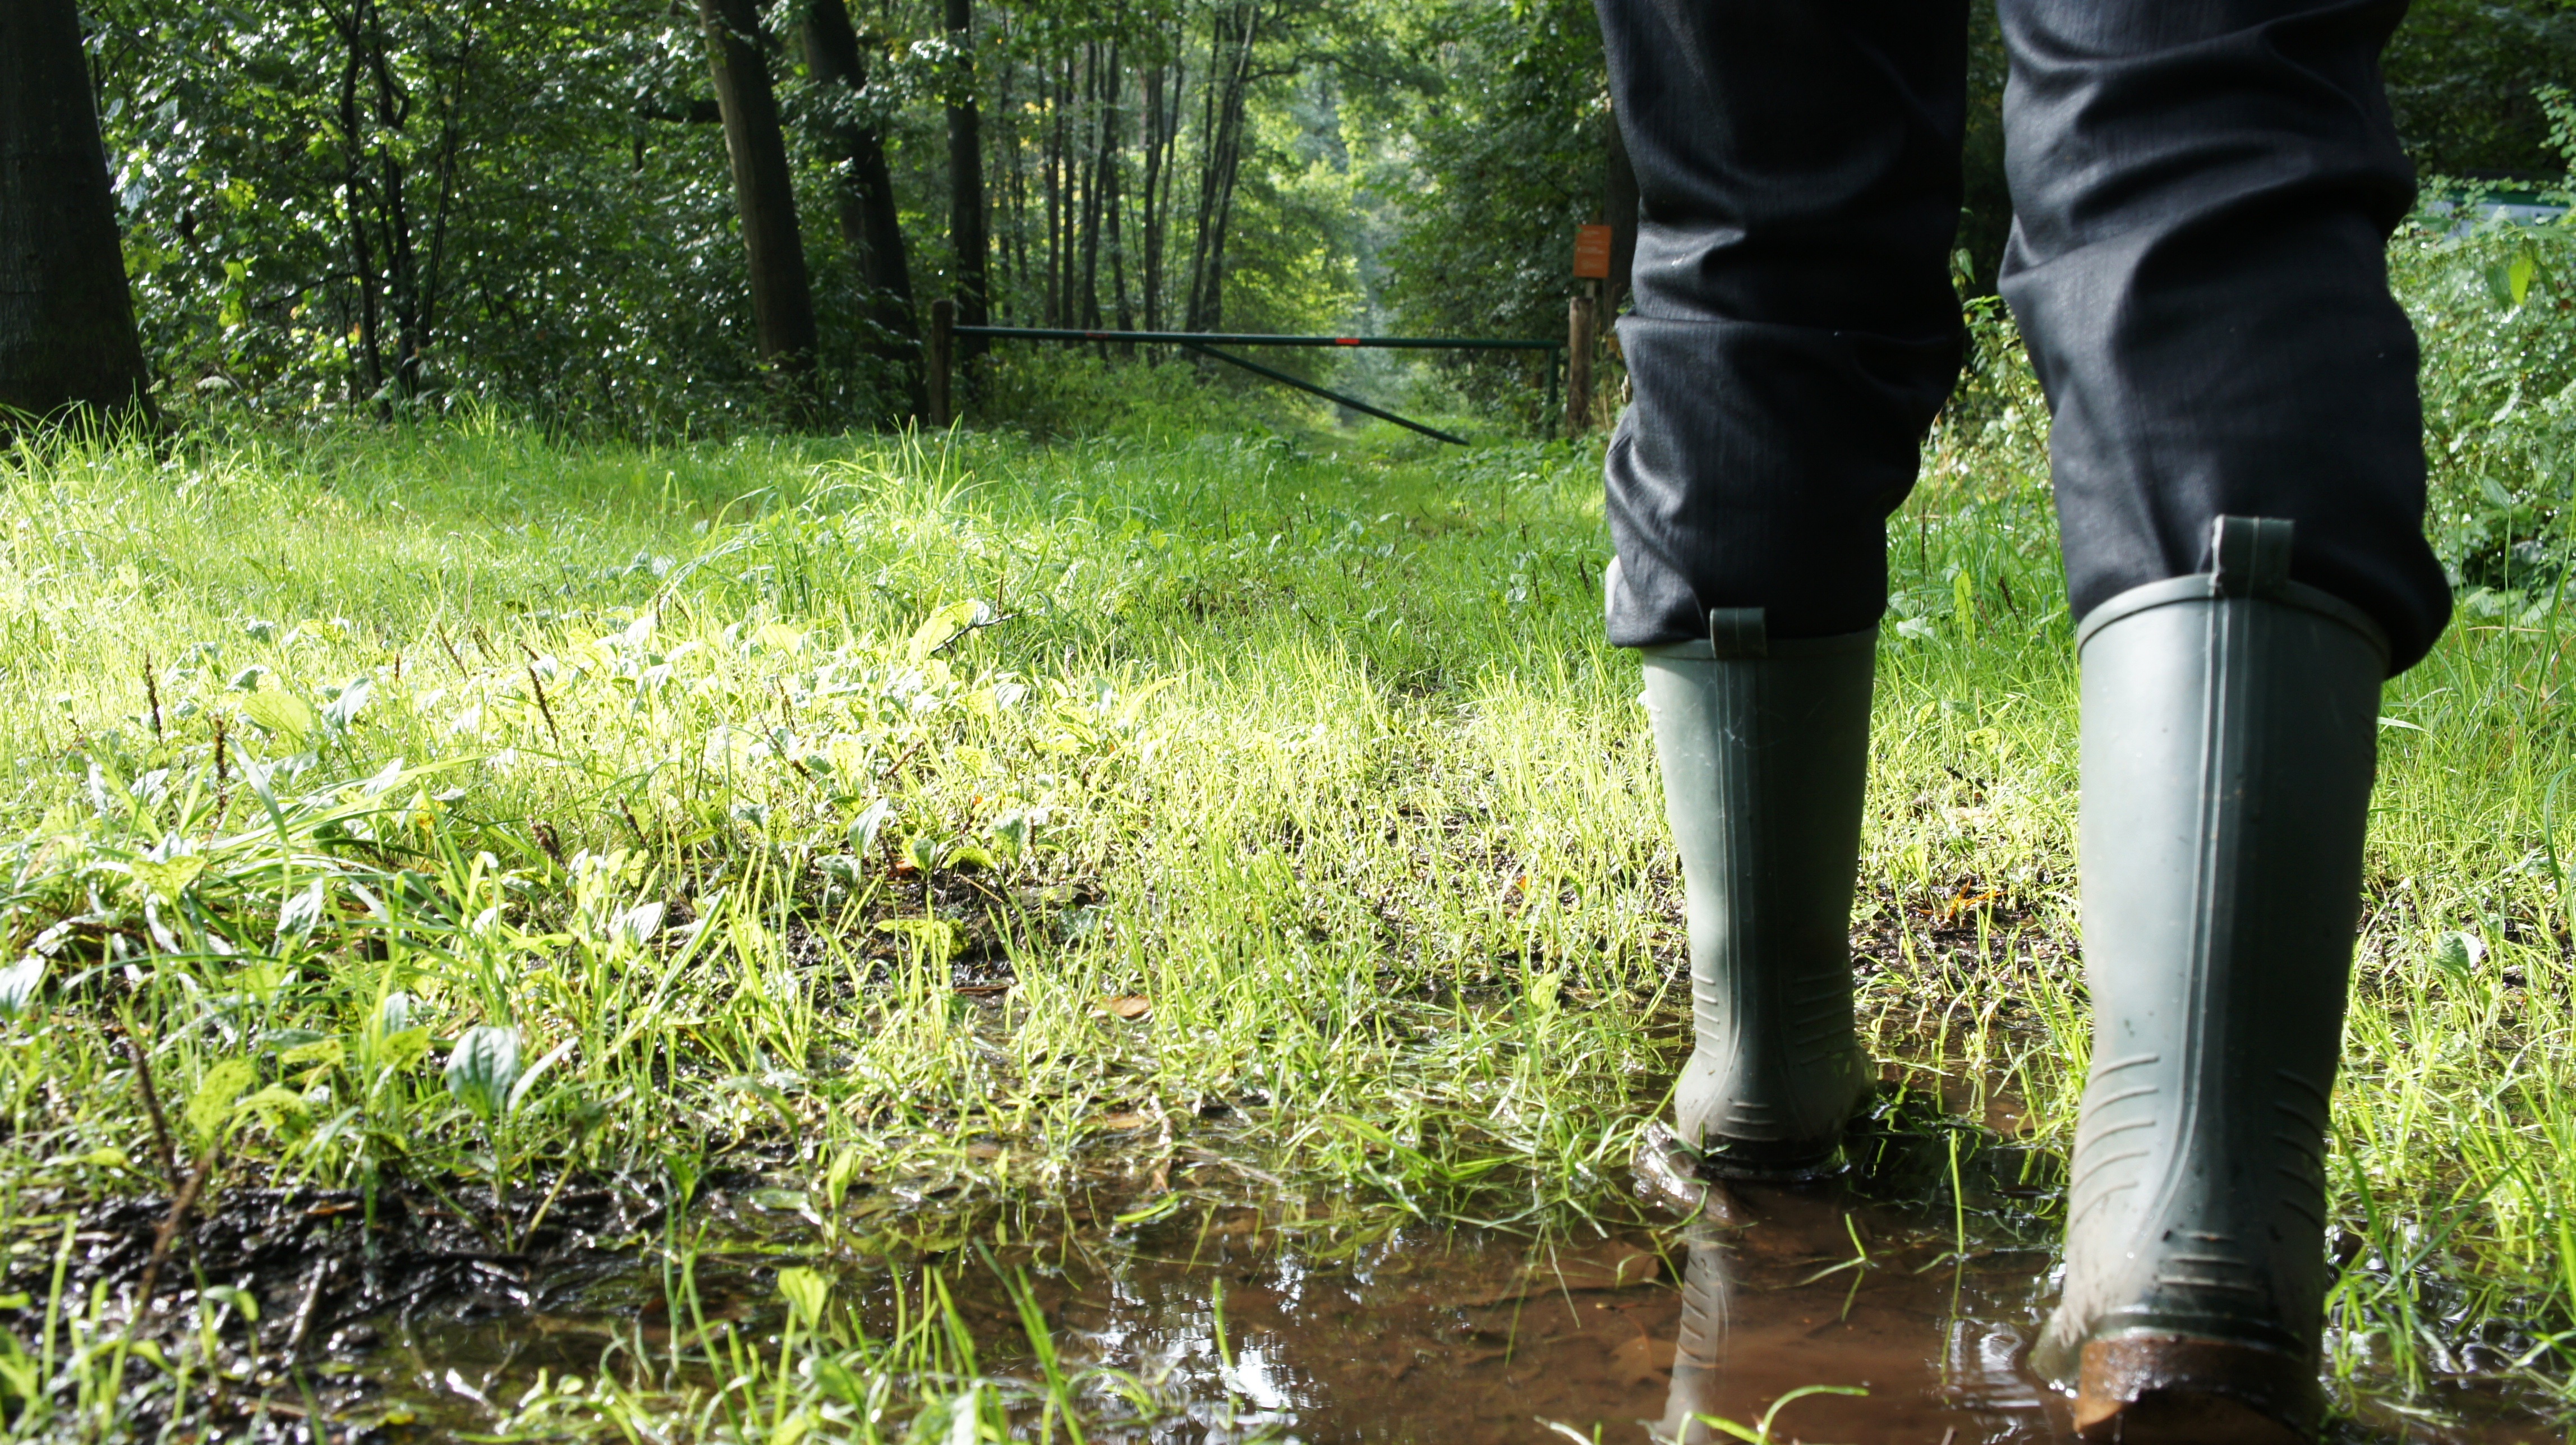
<box><xmin>924</xmin><ymin>310</ymin><xmax>1563</xmax><ymax>447</ymax></box>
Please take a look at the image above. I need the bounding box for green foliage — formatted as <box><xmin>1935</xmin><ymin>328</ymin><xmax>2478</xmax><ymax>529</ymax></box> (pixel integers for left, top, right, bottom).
<box><xmin>88</xmin><ymin>0</ymin><xmax>814</xmax><ymax>434</ymax></box>
<box><xmin>444</xmin><ymin>1024</ymin><xmax>521</xmax><ymax>1121</ymax></box>
<box><xmin>1690</xmin><ymin>1384</ymin><xmax>1871</xmax><ymax>1445</ymax></box>
<box><xmin>2391</xmin><ymin>201</ymin><xmax>2576</xmax><ymax>605</ymax></box>
<box><xmin>7</xmin><ymin>273</ymin><xmax>2576</xmax><ymax>1421</ymax></box>
<box><xmin>72</xmin><ymin>0</ymin><xmax>2576</xmax><ymax>438</ymax></box>
<box><xmin>80</xmin><ymin>0</ymin><xmax>1412</xmax><ymax>436</ymax></box>
<box><xmin>2379</xmin><ymin>20</ymin><xmax>2576</xmax><ymax>624</ymax></box>
<box><xmin>2386</xmin><ymin>0</ymin><xmax>2576</xmax><ymax>179</ymax></box>
<box><xmin>974</xmin><ymin>347</ymin><xmax>1305</xmax><ymax>440</ymax></box>
<box><xmin>1377</xmin><ymin>0</ymin><xmax>1602</xmax><ymax>421</ymax></box>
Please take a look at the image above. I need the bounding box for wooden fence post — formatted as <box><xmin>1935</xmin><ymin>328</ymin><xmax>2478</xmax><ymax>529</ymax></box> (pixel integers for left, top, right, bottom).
<box><xmin>1565</xmin><ymin>294</ymin><xmax>1595</xmax><ymax>437</ymax></box>
<box><xmin>927</xmin><ymin>298</ymin><xmax>955</xmax><ymax>427</ymax></box>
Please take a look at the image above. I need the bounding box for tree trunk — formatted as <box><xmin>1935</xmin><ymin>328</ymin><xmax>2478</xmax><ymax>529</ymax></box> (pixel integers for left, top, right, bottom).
<box><xmin>1139</xmin><ymin>60</ymin><xmax>1165</xmax><ymax>333</ymax></box>
<box><xmin>944</xmin><ymin>0</ymin><xmax>990</xmax><ymax>365</ymax></box>
<box><xmin>1102</xmin><ymin>52</ymin><xmax>1132</xmax><ymax>335</ymax></box>
<box><xmin>698</xmin><ymin>0</ymin><xmax>818</xmax><ymax>389</ymax></box>
<box><xmin>416</xmin><ymin>22</ymin><xmax>473</xmax><ymax>370</ymax></box>
<box><xmin>803</xmin><ymin>0</ymin><xmax>923</xmax><ymax>415</ymax></box>
<box><xmin>1185</xmin><ymin>4</ymin><xmax>1256</xmax><ymax>333</ymax></box>
<box><xmin>0</xmin><ymin>0</ymin><xmax>153</xmax><ymax>425</ymax></box>
<box><xmin>1188</xmin><ymin>4</ymin><xmax>1255</xmax><ymax>332</ymax></box>
<box><xmin>1042</xmin><ymin>57</ymin><xmax>1062</xmax><ymax>325</ymax></box>
<box><xmin>1606</xmin><ymin>103</ymin><xmax>1639</xmax><ymax>318</ymax></box>
<box><xmin>1183</xmin><ymin>16</ymin><xmax>1222</xmax><ymax>330</ymax></box>
<box><xmin>363</xmin><ymin>0</ymin><xmax>424</xmax><ymax>394</ymax></box>
<box><xmin>1052</xmin><ymin>54</ymin><xmax>1073</xmax><ymax>328</ymax></box>
<box><xmin>997</xmin><ymin>28</ymin><xmax>1028</xmax><ymax>323</ymax></box>
<box><xmin>1079</xmin><ymin>44</ymin><xmax>1106</xmax><ymax>331</ymax></box>
<box><xmin>1152</xmin><ymin>51</ymin><xmax>1186</xmax><ymax>337</ymax></box>
<box><xmin>335</xmin><ymin>33</ymin><xmax>386</xmax><ymax>403</ymax></box>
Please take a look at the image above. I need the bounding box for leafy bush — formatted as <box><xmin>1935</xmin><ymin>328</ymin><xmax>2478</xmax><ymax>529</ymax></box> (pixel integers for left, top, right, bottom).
<box><xmin>2396</xmin><ymin>213</ymin><xmax>2576</xmax><ymax>608</ymax></box>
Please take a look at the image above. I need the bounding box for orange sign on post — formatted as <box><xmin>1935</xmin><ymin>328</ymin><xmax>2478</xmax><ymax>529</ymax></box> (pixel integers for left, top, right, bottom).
<box><xmin>1573</xmin><ymin>224</ymin><xmax>1613</xmax><ymax>279</ymax></box>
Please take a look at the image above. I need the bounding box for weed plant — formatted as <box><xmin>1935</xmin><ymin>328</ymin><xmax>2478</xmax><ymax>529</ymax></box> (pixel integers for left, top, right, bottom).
<box><xmin>0</xmin><ymin>215</ymin><xmax>2569</xmax><ymax>1435</ymax></box>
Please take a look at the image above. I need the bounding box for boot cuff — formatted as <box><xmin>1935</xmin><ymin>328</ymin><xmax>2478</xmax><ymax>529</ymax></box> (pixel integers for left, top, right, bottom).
<box><xmin>2076</xmin><ymin>517</ymin><xmax>2391</xmax><ymax>673</ymax></box>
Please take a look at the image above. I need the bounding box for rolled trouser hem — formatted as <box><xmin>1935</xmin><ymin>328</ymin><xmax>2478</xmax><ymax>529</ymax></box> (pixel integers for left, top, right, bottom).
<box><xmin>1604</xmin><ymin>312</ymin><xmax>1957</xmax><ymax>650</ymax></box>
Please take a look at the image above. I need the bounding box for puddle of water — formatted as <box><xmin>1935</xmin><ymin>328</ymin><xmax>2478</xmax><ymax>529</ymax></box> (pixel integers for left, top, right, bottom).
<box><xmin>384</xmin><ymin>1180</ymin><xmax>2080</xmax><ymax>1442</ymax></box>
<box><xmin>1055</xmin><ymin>1187</ymin><xmax>2078</xmax><ymax>1444</ymax></box>
<box><xmin>367</xmin><ymin>1163</ymin><xmax>2576</xmax><ymax>1445</ymax></box>
<box><xmin>327</xmin><ymin>1075</ymin><xmax>2561</xmax><ymax>1444</ymax></box>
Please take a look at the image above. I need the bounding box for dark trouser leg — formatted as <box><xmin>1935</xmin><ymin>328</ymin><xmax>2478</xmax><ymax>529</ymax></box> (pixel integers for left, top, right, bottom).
<box><xmin>1998</xmin><ymin>3</ymin><xmax>2449</xmax><ymax>1438</ymax></box>
<box><xmin>1600</xmin><ymin>0</ymin><xmax>1968</xmax><ymax>647</ymax></box>
<box><xmin>1602</xmin><ymin>0</ymin><xmax>1970</xmax><ymax>1181</ymax></box>
<box><xmin>1998</xmin><ymin>0</ymin><xmax>2450</xmax><ymax>668</ymax></box>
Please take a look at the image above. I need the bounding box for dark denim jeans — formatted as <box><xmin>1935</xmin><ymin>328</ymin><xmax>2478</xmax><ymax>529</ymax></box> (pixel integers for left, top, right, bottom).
<box><xmin>1598</xmin><ymin>0</ymin><xmax>2451</xmax><ymax>672</ymax></box>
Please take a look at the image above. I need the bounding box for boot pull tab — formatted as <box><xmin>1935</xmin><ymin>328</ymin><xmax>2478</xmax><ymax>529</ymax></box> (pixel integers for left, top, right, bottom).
<box><xmin>1708</xmin><ymin>608</ymin><xmax>1768</xmax><ymax>659</ymax></box>
<box><xmin>2208</xmin><ymin>516</ymin><xmax>2293</xmax><ymax>598</ymax></box>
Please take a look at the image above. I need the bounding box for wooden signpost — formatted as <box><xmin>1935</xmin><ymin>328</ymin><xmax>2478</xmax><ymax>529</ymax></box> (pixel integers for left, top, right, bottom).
<box><xmin>1566</xmin><ymin>296</ymin><xmax>1594</xmax><ymax>438</ymax></box>
<box><xmin>927</xmin><ymin>297</ymin><xmax>955</xmax><ymax>427</ymax></box>
<box><xmin>1573</xmin><ymin>224</ymin><xmax>1613</xmax><ymax>281</ymax></box>
<box><xmin>1566</xmin><ymin>223</ymin><xmax>1613</xmax><ymax>436</ymax></box>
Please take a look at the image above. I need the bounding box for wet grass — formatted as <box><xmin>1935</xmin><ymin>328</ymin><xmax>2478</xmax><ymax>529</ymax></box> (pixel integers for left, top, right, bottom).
<box><xmin>0</xmin><ymin>396</ymin><xmax>2564</xmax><ymax>1438</ymax></box>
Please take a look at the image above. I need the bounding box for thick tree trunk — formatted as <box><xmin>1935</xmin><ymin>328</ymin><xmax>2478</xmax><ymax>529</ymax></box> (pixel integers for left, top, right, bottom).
<box><xmin>802</xmin><ymin>0</ymin><xmax>923</xmax><ymax>415</ymax></box>
<box><xmin>944</xmin><ymin>0</ymin><xmax>990</xmax><ymax>365</ymax></box>
<box><xmin>698</xmin><ymin>0</ymin><xmax>818</xmax><ymax>388</ymax></box>
<box><xmin>1102</xmin><ymin>53</ymin><xmax>1132</xmax><ymax>335</ymax></box>
<box><xmin>0</xmin><ymin>0</ymin><xmax>152</xmax><ymax>425</ymax></box>
<box><xmin>1606</xmin><ymin>104</ymin><xmax>1639</xmax><ymax>317</ymax></box>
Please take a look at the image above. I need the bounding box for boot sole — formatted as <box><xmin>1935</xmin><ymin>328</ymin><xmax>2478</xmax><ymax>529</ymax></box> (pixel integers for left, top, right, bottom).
<box><xmin>2074</xmin><ymin>1333</ymin><xmax>2320</xmax><ymax>1444</ymax></box>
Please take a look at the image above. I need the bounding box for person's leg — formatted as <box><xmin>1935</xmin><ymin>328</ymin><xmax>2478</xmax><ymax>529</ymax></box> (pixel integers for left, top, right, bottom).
<box><xmin>1600</xmin><ymin>0</ymin><xmax>1968</xmax><ymax>1177</ymax></box>
<box><xmin>1603</xmin><ymin>0</ymin><xmax>1968</xmax><ymax>650</ymax></box>
<box><xmin>1995</xmin><ymin>3</ymin><xmax>2451</xmax><ymax>1438</ymax></box>
<box><xmin>1999</xmin><ymin>0</ymin><xmax>2448</xmax><ymax>660</ymax></box>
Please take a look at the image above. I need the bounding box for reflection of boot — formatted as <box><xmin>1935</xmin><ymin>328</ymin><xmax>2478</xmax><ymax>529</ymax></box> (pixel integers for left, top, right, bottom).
<box><xmin>1641</xmin><ymin>609</ymin><xmax>1876</xmax><ymax>1179</ymax></box>
<box><xmin>2035</xmin><ymin>519</ymin><xmax>2381</xmax><ymax>1444</ymax></box>
<box><xmin>1655</xmin><ymin>1219</ymin><xmax>1735</xmax><ymax>1444</ymax></box>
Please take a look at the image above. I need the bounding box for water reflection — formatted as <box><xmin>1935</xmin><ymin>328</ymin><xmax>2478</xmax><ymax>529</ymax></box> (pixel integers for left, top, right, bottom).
<box><xmin>1655</xmin><ymin>1216</ymin><xmax>1733</xmax><ymax>1445</ymax></box>
<box><xmin>370</xmin><ymin>1176</ymin><xmax>2565</xmax><ymax>1442</ymax></box>
<box><xmin>1641</xmin><ymin>1183</ymin><xmax>2068</xmax><ymax>1444</ymax></box>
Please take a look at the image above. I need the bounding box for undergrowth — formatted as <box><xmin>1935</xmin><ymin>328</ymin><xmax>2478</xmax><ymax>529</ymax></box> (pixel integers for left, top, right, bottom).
<box><xmin>0</xmin><ymin>211</ymin><xmax>2569</xmax><ymax>1437</ymax></box>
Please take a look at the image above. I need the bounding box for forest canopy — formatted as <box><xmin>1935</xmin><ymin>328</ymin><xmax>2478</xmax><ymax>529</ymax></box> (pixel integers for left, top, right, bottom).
<box><xmin>61</xmin><ymin>0</ymin><xmax>2576</xmax><ymax>438</ymax></box>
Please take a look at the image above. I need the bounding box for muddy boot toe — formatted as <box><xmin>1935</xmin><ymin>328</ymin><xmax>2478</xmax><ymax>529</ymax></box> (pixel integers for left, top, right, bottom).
<box><xmin>2073</xmin><ymin>1334</ymin><xmax>2320</xmax><ymax>1443</ymax></box>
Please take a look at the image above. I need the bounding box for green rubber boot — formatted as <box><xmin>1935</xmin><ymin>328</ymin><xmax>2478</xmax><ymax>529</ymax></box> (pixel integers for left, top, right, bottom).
<box><xmin>2034</xmin><ymin>517</ymin><xmax>2386</xmax><ymax>1444</ymax></box>
<box><xmin>1637</xmin><ymin>609</ymin><xmax>1876</xmax><ymax>1181</ymax></box>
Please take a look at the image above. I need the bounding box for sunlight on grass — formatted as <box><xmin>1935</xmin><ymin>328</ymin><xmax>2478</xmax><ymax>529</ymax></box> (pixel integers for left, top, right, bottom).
<box><xmin>0</xmin><ymin>386</ymin><xmax>2570</xmax><ymax>1432</ymax></box>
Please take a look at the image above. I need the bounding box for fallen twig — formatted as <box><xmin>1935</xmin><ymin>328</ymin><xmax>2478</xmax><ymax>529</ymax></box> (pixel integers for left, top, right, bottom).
<box><xmin>121</xmin><ymin>1028</ymin><xmax>182</xmax><ymax>1191</ymax></box>
<box><xmin>283</xmin><ymin>1259</ymin><xmax>331</xmax><ymax>1358</ymax></box>
<box><xmin>133</xmin><ymin>1148</ymin><xmax>216</xmax><ymax>1314</ymax></box>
